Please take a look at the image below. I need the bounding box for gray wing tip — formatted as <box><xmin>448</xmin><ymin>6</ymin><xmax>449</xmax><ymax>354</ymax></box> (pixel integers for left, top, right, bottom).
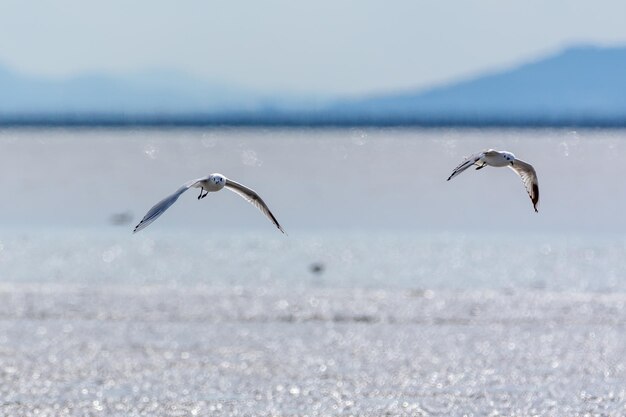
<box><xmin>133</xmin><ymin>220</ymin><xmax>147</xmax><ymax>234</ymax></box>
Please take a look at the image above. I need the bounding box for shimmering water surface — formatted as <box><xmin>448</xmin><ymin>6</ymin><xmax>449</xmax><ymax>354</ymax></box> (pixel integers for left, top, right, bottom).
<box><xmin>1</xmin><ymin>128</ymin><xmax>625</xmax><ymax>416</ymax></box>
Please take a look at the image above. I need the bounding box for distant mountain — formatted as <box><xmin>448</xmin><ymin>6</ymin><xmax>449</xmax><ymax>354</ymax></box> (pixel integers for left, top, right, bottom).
<box><xmin>0</xmin><ymin>66</ymin><xmax>269</xmax><ymax>115</ymax></box>
<box><xmin>1</xmin><ymin>45</ymin><xmax>625</xmax><ymax>125</ymax></box>
<box><xmin>332</xmin><ymin>46</ymin><xmax>626</xmax><ymax>123</ymax></box>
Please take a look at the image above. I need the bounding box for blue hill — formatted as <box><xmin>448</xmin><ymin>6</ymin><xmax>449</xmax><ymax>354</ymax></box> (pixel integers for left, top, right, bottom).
<box><xmin>334</xmin><ymin>46</ymin><xmax>626</xmax><ymax>122</ymax></box>
<box><xmin>0</xmin><ymin>67</ymin><xmax>264</xmax><ymax>115</ymax></box>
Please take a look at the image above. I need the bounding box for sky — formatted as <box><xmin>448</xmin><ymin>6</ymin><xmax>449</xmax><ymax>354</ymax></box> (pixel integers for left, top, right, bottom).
<box><xmin>1</xmin><ymin>1</ymin><xmax>626</xmax><ymax>97</ymax></box>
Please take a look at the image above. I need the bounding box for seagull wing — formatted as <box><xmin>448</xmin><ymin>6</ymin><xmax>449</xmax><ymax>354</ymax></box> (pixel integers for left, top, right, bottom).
<box><xmin>447</xmin><ymin>152</ymin><xmax>485</xmax><ymax>181</ymax></box>
<box><xmin>224</xmin><ymin>178</ymin><xmax>285</xmax><ymax>234</ymax></box>
<box><xmin>133</xmin><ymin>178</ymin><xmax>203</xmax><ymax>233</ymax></box>
<box><xmin>509</xmin><ymin>159</ymin><xmax>539</xmax><ymax>212</ymax></box>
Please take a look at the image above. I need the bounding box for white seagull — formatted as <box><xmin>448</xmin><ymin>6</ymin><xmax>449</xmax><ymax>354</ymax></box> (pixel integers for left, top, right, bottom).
<box><xmin>447</xmin><ymin>149</ymin><xmax>539</xmax><ymax>212</ymax></box>
<box><xmin>133</xmin><ymin>173</ymin><xmax>285</xmax><ymax>233</ymax></box>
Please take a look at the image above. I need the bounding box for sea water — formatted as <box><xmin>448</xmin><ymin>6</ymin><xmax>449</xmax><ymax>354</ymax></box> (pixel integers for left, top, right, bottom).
<box><xmin>0</xmin><ymin>127</ymin><xmax>625</xmax><ymax>291</ymax></box>
<box><xmin>1</xmin><ymin>127</ymin><xmax>626</xmax><ymax>415</ymax></box>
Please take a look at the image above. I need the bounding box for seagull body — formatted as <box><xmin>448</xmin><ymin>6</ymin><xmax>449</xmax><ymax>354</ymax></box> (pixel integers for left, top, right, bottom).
<box><xmin>133</xmin><ymin>173</ymin><xmax>285</xmax><ymax>233</ymax></box>
<box><xmin>447</xmin><ymin>149</ymin><xmax>539</xmax><ymax>212</ymax></box>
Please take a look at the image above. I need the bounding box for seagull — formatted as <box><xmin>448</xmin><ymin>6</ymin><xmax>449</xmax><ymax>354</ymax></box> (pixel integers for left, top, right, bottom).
<box><xmin>133</xmin><ymin>173</ymin><xmax>285</xmax><ymax>233</ymax></box>
<box><xmin>447</xmin><ymin>149</ymin><xmax>539</xmax><ymax>212</ymax></box>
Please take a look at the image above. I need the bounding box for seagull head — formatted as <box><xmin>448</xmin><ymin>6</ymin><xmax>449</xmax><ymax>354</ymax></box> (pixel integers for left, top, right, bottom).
<box><xmin>209</xmin><ymin>173</ymin><xmax>226</xmax><ymax>189</ymax></box>
<box><xmin>502</xmin><ymin>151</ymin><xmax>516</xmax><ymax>164</ymax></box>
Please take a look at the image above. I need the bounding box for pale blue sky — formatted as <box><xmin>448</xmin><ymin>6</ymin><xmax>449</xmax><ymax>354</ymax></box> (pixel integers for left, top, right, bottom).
<box><xmin>1</xmin><ymin>1</ymin><xmax>626</xmax><ymax>96</ymax></box>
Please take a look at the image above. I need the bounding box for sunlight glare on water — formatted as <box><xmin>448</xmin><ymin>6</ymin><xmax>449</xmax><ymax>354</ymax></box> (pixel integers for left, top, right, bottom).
<box><xmin>2</xmin><ymin>128</ymin><xmax>626</xmax><ymax>416</ymax></box>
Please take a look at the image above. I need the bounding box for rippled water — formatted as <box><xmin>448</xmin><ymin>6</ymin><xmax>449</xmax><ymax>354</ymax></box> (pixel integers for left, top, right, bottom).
<box><xmin>2</xmin><ymin>230</ymin><xmax>626</xmax><ymax>293</ymax></box>
<box><xmin>2</xmin><ymin>128</ymin><xmax>626</xmax><ymax>415</ymax></box>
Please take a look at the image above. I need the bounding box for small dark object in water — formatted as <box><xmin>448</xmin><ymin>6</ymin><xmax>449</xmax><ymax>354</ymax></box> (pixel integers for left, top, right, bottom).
<box><xmin>109</xmin><ymin>211</ymin><xmax>134</xmax><ymax>226</ymax></box>
<box><xmin>309</xmin><ymin>262</ymin><xmax>325</xmax><ymax>275</ymax></box>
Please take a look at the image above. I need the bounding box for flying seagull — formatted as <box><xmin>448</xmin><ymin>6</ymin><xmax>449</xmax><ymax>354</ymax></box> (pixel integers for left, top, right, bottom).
<box><xmin>134</xmin><ymin>173</ymin><xmax>285</xmax><ymax>233</ymax></box>
<box><xmin>447</xmin><ymin>149</ymin><xmax>539</xmax><ymax>212</ymax></box>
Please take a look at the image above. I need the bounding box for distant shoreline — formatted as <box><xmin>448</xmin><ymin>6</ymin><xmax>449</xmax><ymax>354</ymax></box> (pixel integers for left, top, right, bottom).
<box><xmin>1</xmin><ymin>114</ymin><xmax>626</xmax><ymax>129</ymax></box>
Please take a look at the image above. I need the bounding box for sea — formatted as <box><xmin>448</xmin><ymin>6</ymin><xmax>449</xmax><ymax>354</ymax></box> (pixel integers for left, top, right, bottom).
<box><xmin>1</xmin><ymin>127</ymin><xmax>626</xmax><ymax>291</ymax></box>
<box><xmin>1</xmin><ymin>127</ymin><xmax>625</xmax><ymax>416</ymax></box>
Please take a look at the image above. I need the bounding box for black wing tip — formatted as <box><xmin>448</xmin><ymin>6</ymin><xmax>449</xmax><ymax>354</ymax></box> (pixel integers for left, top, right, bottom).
<box><xmin>532</xmin><ymin>184</ymin><xmax>539</xmax><ymax>213</ymax></box>
<box><xmin>532</xmin><ymin>198</ymin><xmax>539</xmax><ymax>213</ymax></box>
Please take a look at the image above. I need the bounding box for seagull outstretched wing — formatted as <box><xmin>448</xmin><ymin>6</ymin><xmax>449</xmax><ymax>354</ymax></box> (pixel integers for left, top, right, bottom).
<box><xmin>510</xmin><ymin>159</ymin><xmax>539</xmax><ymax>212</ymax></box>
<box><xmin>133</xmin><ymin>178</ymin><xmax>203</xmax><ymax>233</ymax></box>
<box><xmin>224</xmin><ymin>178</ymin><xmax>285</xmax><ymax>234</ymax></box>
<box><xmin>447</xmin><ymin>152</ymin><xmax>485</xmax><ymax>181</ymax></box>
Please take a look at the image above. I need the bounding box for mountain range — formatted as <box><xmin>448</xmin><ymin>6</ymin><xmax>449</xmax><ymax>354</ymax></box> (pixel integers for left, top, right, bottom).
<box><xmin>1</xmin><ymin>45</ymin><xmax>625</xmax><ymax>125</ymax></box>
<box><xmin>0</xmin><ymin>67</ymin><xmax>264</xmax><ymax>115</ymax></box>
<box><xmin>333</xmin><ymin>45</ymin><xmax>626</xmax><ymax>124</ymax></box>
